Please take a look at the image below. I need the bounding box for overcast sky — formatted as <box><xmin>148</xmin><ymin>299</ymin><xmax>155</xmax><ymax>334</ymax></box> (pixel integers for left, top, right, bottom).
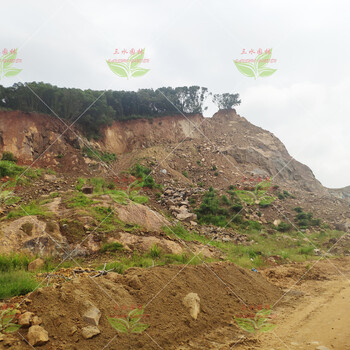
<box><xmin>1</xmin><ymin>0</ymin><xmax>349</xmax><ymax>188</ymax></box>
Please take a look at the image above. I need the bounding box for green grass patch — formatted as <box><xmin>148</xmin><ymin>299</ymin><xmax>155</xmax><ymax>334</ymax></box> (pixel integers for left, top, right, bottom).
<box><xmin>82</xmin><ymin>146</ymin><xmax>117</xmax><ymax>164</ymax></box>
<box><xmin>0</xmin><ymin>271</ymin><xmax>37</xmax><ymax>299</ymax></box>
<box><xmin>66</xmin><ymin>193</ymin><xmax>95</xmax><ymax>208</ymax></box>
<box><xmin>6</xmin><ymin>201</ymin><xmax>50</xmax><ymax>219</ymax></box>
<box><xmin>0</xmin><ymin>254</ymin><xmax>32</xmax><ymax>272</ymax></box>
<box><xmin>101</xmin><ymin>242</ymin><xmax>124</xmax><ymax>253</ymax></box>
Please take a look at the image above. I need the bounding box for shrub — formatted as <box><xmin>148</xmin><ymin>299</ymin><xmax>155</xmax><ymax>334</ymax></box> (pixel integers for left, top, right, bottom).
<box><xmin>293</xmin><ymin>207</ymin><xmax>303</xmax><ymax>213</ymax></box>
<box><xmin>0</xmin><ymin>161</ymin><xmax>23</xmax><ymax>177</ymax></box>
<box><xmin>131</xmin><ymin>163</ymin><xmax>151</xmax><ymax>178</ymax></box>
<box><xmin>221</xmin><ymin>195</ymin><xmax>230</xmax><ymax>205</ymax></box>
<box><xmin>182</xmin><ymin>170</ymin><xmax>188</xmax><ymax>178</ymax></box>
<box><xmin>294</xmin><ymin>208</ymin><xmax>321</xmax><ymax>228</ymax></box>
<box><xmin>1</xmin><ymin>152</ymin><xmax>17</xmax><ymax>163</ymax></box>
<box><xmin>214</xmin><ymin>172</ymin><xmax>219</xmax><ymax>176</ymax></box>
<box><xmin>211</xmin><ymin>165</ymin><xmax>217</xmax><ymax>171</ymax></box>
<box><xmin>195</xmin><ymin>188</ymin><xmax>237</xmax><ymax>226</ymax></box>
<box><xmin>277</xmin><ymin>222</ymin><xmax>292</xmax><ymax>232</ymax></box>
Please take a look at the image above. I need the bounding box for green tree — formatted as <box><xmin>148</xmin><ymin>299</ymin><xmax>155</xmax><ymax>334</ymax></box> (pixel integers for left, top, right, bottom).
<box><xmin>212</xmin><ymin>93</ymin><xmax>241</xmax><ymax>110</ymax></box>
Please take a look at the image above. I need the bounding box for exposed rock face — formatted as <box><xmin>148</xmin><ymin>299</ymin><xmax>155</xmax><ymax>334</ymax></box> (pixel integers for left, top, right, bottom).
<box><xmin>0</xmin><ymin>110</ymin><xmax>331</xmax><ymax>194</ymax></box>
<box><xmin>0</xmin><ymin>111</ymin><xmax>84</xmax><ymax>167</ymax></box>
<box><xmin>328</xmin><ymin>186</ymin><xmax>350</xmax><ymax>204</ymax></box>
<box><xmin>207</xmin><ymin>110</ymin><xmax>325</xmax><ymax>193</ymax></box>
<box><xmin>0</xmin><ymin>216</ymin><xmax>67</xmax><ymax>256</ymax></box>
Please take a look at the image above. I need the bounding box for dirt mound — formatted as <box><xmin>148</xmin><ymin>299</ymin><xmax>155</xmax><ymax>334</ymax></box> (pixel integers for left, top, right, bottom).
<box><xmin>13</xmin><ymin>262</ymin><xmax>281</xmax><ymax>349</ymax></box>
<box><xmin>260</xmin><ymin>263</ymin><xmax>328</xmax><ymax>288</ymax></box>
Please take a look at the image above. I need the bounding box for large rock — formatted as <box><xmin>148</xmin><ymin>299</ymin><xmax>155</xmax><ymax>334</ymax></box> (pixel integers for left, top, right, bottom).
<box><xmin>18</xmin><ymin>312</ymin><xmax>34</xmax><ymax>327</ymax></box>
<box><xmin>27</xmin><ymin>325</ymin><xmax>49</xmax><ymax>346</ymax></box>
<box><xmin>82</xmin><ymin>325</ymin><xmax>100</xmax><ymax>339</ymax></box>
<box><xmin>117</xmin><ymin>233</ymin><xmax>183</xmax><ymax>255</ymax></box>
<box><xmin>0</xmin><ymin>216</ymin><xmax>66</xmax><ymax>256</ymax></box>
<box><xmin>183</xmin><ymin>293</ymin><xmax>200</xmax><ymax>320</ymax></box>
<box><xmin>83</xmin><ymin>305</ymin><xmax>101</xmax><ymax>326</ymax></box>
<box><xmin>28</xmin><ymin>258</ymin><xmax>45</xmax><ymax>272</ymax></box>
<box><xmin>114</xmin><ymin>201</ymin><xmax>170</xmax><ymax>231</ymax></box>
<box><xmin>176</xmin><ymin>212</ymin><xmax>197</xmax><ymax>222</ymax></box>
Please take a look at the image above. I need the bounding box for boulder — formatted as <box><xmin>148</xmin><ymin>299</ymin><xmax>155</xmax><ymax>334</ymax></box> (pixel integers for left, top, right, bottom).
<box><xmin>28</xmin><ymin>258</ymin><xmax>45</xmax><ymax>272</ymax></box>
<box><xmin>176</xmin><ymin>212</ymin><xmax>196</xmax><ymax>222</ymax></box>
<box><xmin>28</xmin><ymin>325</ymin><xmax>49</xmax><ymax>346</ymax></box>
<box><xmin>114</xmin><ymin>201</ymin><xmax>170</xmax><ymax>231</ymax></box>
<box><xmin>183</xmin><ymin>293</ymin><xmax>200</xmax><ymax>320</ymax></box>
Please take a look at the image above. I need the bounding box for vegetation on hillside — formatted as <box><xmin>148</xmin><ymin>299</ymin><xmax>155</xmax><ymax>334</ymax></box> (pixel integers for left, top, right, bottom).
<box><xmin>0</xmin><ymin>83</ymin><xmax>241</xmax><ymax>139</ymax></box>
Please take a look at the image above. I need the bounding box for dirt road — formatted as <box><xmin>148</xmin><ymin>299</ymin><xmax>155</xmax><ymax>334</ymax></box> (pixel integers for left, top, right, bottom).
<box><xmin>236</xmin><ymin>259</ymin><xmax>350</xmax><ymax>350</ymax></box>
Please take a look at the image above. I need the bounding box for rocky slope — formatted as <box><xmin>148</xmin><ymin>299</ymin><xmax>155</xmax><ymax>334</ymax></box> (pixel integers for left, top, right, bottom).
<box><xmin>0</xmin><ymin>109</ymin><xmax>349</xmax><ymax>230</ymax></box>
<box><xmin>0</xmin><ymin>109</ymin><xmax>328</xmax><ymax>192</ymax></box>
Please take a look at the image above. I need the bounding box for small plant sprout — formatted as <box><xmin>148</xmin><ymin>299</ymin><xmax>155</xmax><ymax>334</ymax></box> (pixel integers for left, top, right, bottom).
<box><xmin>233</xmin><ymin>306</ymin><xmax>276</xmax><ymax>334</ymax></box>
<box><xmin>107</xmin><ymin>306</ymin><xmax>149</xmax><ymax>334</ymax></box>
<box><xmin>0</xmin><ymin>304</ymin><xmax>21</xmax><ymax>334</ymax></box>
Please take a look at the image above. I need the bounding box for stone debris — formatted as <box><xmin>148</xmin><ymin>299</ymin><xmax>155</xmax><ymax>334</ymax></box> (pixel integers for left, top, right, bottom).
<box><xmin>27</xmin><ymin>325</ymin><xmax>49</xmax><ymax>346</ymax></box>
<box><xmin>18</xmin><ymin>311</ymin><xmax>34</xmax><ymax>327</ymax></box>
<box><xmin>161</xmin><ymin>187</ymin><xmax>203</xmax><ymax>222</ymax></box>
<box><xmin>82</xmin><ymin>325</ymin><xmax>100</xmax><ymax>339</ymax></box>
